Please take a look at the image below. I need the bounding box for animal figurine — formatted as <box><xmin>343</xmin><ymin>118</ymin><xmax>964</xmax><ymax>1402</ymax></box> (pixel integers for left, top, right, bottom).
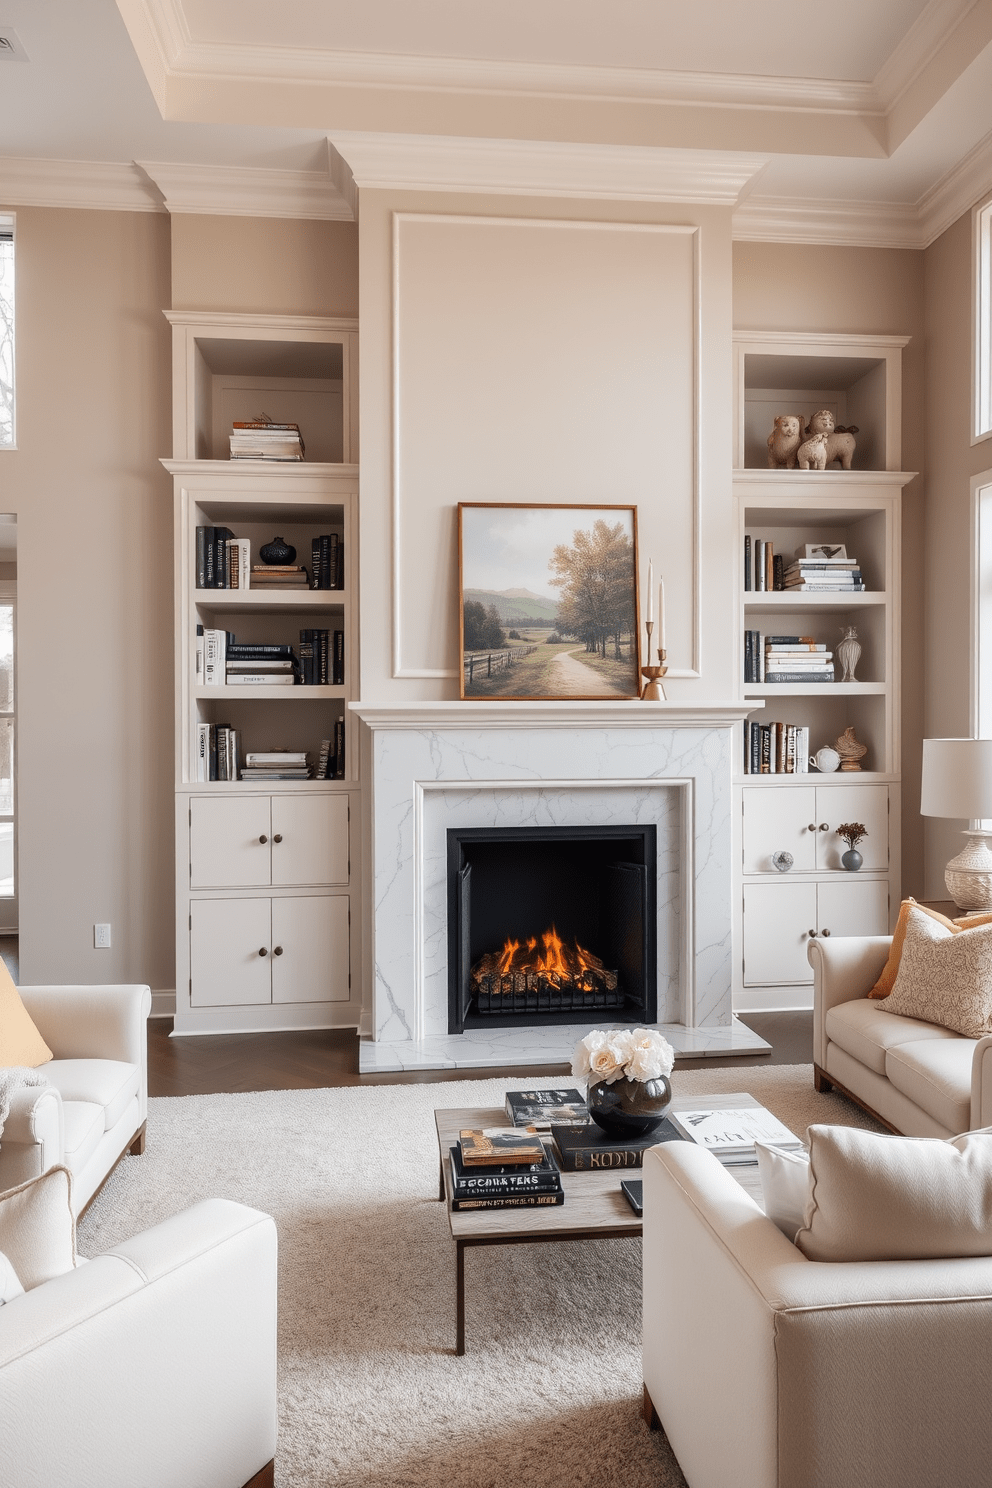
<box><xmin>766</xmin><ymin>414</ymin><xmax>803</xmax><ymax>469</ymax></box>
<box><xmin>803</xmin><ymin>410</ymin><xmax>858</xmax><ymax>470</ymax></box>
<box><xmin>797</xmin><ymin>430</ymin><xmax>828</xmax><ymax>470</ymax></box>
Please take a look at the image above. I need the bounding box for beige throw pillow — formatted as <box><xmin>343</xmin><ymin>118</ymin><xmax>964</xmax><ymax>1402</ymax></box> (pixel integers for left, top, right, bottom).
<box><xmin>0</xmin><ymin>1166</ymin><xmax>76</xmax><ymax>1289</ymax></box>
<box><xmin>0</xmin><ymin>961</ymin><xmax>53</xmax><ymax>1068</ymax></box>
<box><xmin>879</xmin><ymin>905</ymin><xmax>992</xmax><ymax>1038</ymax></box>
<box><xmin>796</xmin><ymin>1124</ymin><xmax>992</xmax><ymax>1262</ymax></box>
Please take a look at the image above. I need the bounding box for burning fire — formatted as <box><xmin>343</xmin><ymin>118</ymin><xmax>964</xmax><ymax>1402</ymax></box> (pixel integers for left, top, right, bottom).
<box><xmin>496</xmin><ymin>925</ymin><xmax>605</xmax><ymax>984</ymax></box>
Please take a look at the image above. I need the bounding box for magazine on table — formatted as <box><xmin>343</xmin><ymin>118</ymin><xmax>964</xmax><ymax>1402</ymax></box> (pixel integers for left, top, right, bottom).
<box><xmin>668</xmin><ymin>1106</ymin><xmax>804</xmax><ymax>1165</ymax></box>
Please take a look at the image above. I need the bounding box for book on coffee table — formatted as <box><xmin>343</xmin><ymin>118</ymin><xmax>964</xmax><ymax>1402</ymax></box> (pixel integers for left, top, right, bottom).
<box><xmin>449</xmin><ymin>1144</ymin><xmax>562</xmax><ymax>1200</ymax></box>
<box><xmin>550</xmin><ymin>1117</ymin><xmax>685</xmax><ymax>1171</ymax></box>
<box><xmin>667</xmin><ymin>1106</ymin><xmax>803</xmax><ymax>1165</ymax></box>
<box><xmin>504</xmin><ymin>1087</ymin><xmax>589</xmax><ymax>1130</ymax></box>
<box><xmin>458</xmin><ymin>1128</ymin><xmax>547</xmax><ymax>1166</ymax></box>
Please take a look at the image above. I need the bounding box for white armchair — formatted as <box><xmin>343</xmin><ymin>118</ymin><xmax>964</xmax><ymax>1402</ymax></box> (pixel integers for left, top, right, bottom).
<box><xmin>0</xmin><ymin>1197</ymin><xmax>277</xmax><ymax>1488</ymax></box>
<box><xmin>0</xmin><ymin>984</ymin><xmax>150</xmax><ymax>1213</ymax></box>
<box><xmin>642</xmin><ymin>1141</ymin><xmax>992</xmax><ymax>1488</ymax></box>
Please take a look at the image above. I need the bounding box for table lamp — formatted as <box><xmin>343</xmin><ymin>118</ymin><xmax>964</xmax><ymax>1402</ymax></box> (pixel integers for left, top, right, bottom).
<box><xmin>920</xmin><ymin>738</ymin><xmax>992</xmax><ymax>911</ymax></box>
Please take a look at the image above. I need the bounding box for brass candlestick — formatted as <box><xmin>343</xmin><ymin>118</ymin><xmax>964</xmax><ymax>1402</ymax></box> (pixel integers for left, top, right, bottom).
<box><xmin>640</xmin><ymin>622</ymin><xmax>668</xmax><ymax>701</ymax></box>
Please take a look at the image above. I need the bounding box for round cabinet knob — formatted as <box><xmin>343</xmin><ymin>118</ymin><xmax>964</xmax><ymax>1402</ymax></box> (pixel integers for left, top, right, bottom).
<box><xmin>258</xmin><ymin>834</ymin><xmax>268</xmax><ymax>844</ymax></box>
<box><xmin>807</xmin><ymin>823</ymin><xmax>816</xmax><ymax>832</ymax></box>
<box><xmin>819</xmin><ymin>823</ymin><xmax>829</xmax><ymax>832</ymax></box>
<box><xmin>808</xmin><ymin>929</ymin><xmax>818</xmax><ymax>938</ymax></box>
<box><xmin>273</xmin><ymin>945</ymin><xmax>284</xmax><ymax>956</ymax></box>
<box><xmin>258</xmin><ymin>947</ymin><xmax>268</xmax><ymax>957</ymax></box>
<box><xmin>273</xmin><ymin>834</ymin><xmax>283</xmax><ymax>843</ymax></box>
<box><xmin>821</xmin><ymin>928</ymin><xmax>831</xmax><ymax>937</ymax></box>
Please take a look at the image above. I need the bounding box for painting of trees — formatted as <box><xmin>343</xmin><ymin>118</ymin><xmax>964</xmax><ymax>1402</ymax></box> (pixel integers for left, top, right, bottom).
<box><xmin>462</xmin><ymin>600</ymin><xmax>506</xmax><ymax>652</ymax></box>
<box><xmin>549</xmin><ymin>519</ymin><xmax>636</xmax><ymax>660</ymax></box>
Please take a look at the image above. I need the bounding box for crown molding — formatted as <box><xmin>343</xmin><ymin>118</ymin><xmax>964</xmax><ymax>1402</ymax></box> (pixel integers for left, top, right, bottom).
<box><xmin>874</xmin><ymin>0</ymin><xmax>980</xmax><ymax>110</ymax></box>
<box><xmin>329</xmin><ymin>133</ymin><xmax>767</xmax><ymax>204</ymax></box>
<box><xmin>136</xmin><ymin>161</ymin><xmax>353</xmax><ymax>219</ymax></box>
<box><xmin>918</xmin><ymin>125</ymin><xmax>992</xmax><ymax>244</ymax></box>
<box><xmin>0</xmin><ymin>156</ymin><xmax>164</xmax><ymax>212</ymax></box>
<box><xmin>732</xmin><ymin>194</ymin><xmax>923</xmax><ymax>249</ymax></box>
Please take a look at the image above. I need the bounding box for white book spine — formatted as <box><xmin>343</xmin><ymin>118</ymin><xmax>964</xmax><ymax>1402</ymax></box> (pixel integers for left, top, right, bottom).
<box><xmin>235</xmin><ymin>538</ymin><xmax>251</xmax><ymax>591</ymax></box>
<box><xmin>196</xmin><ymin>723</ymin><xmax>208</xmax><ymax>782</ymax></box>
<box><xmin>203</xmin><ymin>628</ymin><xmax>227</xmax><ymax>685</ymax></box>
<box><xmin>195</xmin><ymin>631</ymin><xmax>204</xmax><ymax>685</ymax></box>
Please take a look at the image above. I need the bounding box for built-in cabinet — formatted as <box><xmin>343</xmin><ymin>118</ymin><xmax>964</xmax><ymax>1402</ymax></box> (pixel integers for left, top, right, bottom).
<box><xmin>167</xmin><ymin>312</ymin><xmax>363</xmax><ymax>1034</ymax></box>
<box><xmin>734</xmin><ymin>332</ymin><xmax>913</xmax><ymax>1012</ymax></box>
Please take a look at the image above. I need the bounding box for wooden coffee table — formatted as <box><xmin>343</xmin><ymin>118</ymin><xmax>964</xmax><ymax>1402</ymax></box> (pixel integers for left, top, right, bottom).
<box><xmin>435</xmin><ymin>1091</ymin><xmax>767</xmax><ymax>1354</ymax></box>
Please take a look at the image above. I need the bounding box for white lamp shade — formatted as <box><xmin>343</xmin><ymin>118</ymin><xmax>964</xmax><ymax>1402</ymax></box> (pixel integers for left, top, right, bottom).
<box><xmin>921</xmin><ymin>738</ymin><xmax>992</xmax><ymax>819</ymax></box>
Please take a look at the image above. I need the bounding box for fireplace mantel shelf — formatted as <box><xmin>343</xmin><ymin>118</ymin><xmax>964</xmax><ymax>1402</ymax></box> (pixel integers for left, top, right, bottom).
<box><xmin>351</xmin><ymin>700</ymin><xmax>758</xmax><ymax>730</ymax></box>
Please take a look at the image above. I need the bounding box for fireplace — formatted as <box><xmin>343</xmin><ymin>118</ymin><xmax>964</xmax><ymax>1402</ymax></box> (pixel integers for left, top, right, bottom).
<box><xmin>448</xmin><ymin>825</ymin><xmax>657</xmax><ymax>1033</ymax></box>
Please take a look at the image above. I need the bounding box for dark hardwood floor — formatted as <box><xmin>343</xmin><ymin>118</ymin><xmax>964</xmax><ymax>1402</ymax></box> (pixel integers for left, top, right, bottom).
<box><xmin>148</xmin><ymin>1010</ymin><xmax>812</xmax><ymax>1097</ymax></box>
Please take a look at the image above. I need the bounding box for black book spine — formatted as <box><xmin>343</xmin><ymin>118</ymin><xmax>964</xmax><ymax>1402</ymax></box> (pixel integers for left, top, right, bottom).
<box><xmin>320</xmin><ymin>534</ymin><xmax>331</xmax><ymax>590</ymax></box>
<box><xmin>451</xmin><ymin>1192</ymin><xmax>565</xmax><ymax>1211</ymax></box>
<box><xmin>226</xmin><ymin>643</ymin><xmax>295</xmax><ymax>657</ymax></box>
<box><xmin>335</xmin><ymin>538</ymin><xmax>344</xmax><ymax>590</ymax></box>
<box><xmin>744</xmin><ymin>534</ymin><xmax>751</xmax><ymax>592</ymax></box>
<box><xmin>327</xmin><ymin>533</ymin><xmax>338</xmax><ymax>590</ymax></box>
<box><xmin>299</xmin><ymin>630</ymin><xmax>313</xmax><ymax>686</ymax></box>
<box><xmin>196</xmin><ymin>527</ymin><xmax>207</xmax><ymax>589</ymax></box>
<box><xmin>319</xmin><ymin>629</ymin><xmax>329</xmax><ymax>686</ymax></box>
<box><xmin>773</xmin><ymin>554</ymin><xmax>785</xmax><ymax>591</ymax></box>
<box><xmin>208</xmin><ymin>724</ymin><xmax>218</xmax><ymax>782</ymax></box>
<box><xmin>311</xmin><ymin>538</ymin><xmax>320</xmax><ymax>591</ymax></box>
<box><xmin>750</xmin><ymin>721</ymin><xmax>760</xmax><ymax>775</ymax></box>
<box><xmin>333</xmin><ymin>630</ymin><xmax>344</xmax><ymax>686</ymax></box>
<box><xmin>334</xmin><ymin>717</ymin><xmax>345</xmax><ymax>779</ymax></box>
<box><xmin>555</xmin><ymin>1145</ymin><xmax>645</xmax><ymax>1171</ymax></box>
<box><xmin>205</xmin><ymin>527</ymin><xmax>216</xmax><ymax>589</ymax></box>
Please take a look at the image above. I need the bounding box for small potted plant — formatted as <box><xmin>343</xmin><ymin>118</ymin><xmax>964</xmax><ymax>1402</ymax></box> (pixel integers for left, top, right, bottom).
<box><xmin>572</xmin><ymin>1027</ymin><xmax>676</xmax><ymax>1135</ymax></box>
<box><xmin>836</xmin><ymin>822</ymin><xmax>868</xmax><ymax>871</ymax></box>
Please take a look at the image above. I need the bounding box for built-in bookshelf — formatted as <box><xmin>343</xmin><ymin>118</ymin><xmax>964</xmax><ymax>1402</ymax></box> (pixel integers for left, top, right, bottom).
<box><xmin>165</xmin><ymin>312</ymin><xmax>362</xmax><ymax>1036</ymax></box>
<box><xmin>733</xmin><ymin>332</ymin><xmax>914</xmax><ymax>1015</ymax></box>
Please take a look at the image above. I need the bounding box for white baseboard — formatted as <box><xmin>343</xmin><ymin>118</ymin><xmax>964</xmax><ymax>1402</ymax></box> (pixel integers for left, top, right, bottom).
<box><xmin>734</xmin><ymin>987</ymin><xmax>814</xmax><ymax>1014</ymax></box>
<box><xmin>150</xmin><ymin>989</ymin><xmax>177</xmax><ymax>1019</ymax></box>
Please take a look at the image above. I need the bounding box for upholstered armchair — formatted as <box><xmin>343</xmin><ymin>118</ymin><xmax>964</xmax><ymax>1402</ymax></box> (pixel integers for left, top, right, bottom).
<box><xmin>642</xmin><ymin>1141</ymin><xmax>992</xmax><ymax>1488</ymax></box>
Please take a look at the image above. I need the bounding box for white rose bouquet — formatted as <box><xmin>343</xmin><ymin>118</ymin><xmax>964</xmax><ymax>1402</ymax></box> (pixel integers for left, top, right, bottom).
<box><xmin>572</xmin><ymin>1027</ymin><xmax>675</xmax><ymax>1086</ymax></box>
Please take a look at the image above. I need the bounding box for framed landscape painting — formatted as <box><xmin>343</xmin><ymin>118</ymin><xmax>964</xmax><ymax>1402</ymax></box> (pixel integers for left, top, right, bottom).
<box><xmin>458</xmin><ymin>503</ymin><xmax>641</xmax><ymax>701</ymax></box>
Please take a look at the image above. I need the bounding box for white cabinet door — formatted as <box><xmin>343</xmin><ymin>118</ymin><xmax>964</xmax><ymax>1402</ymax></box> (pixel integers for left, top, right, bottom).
<box><xmin>743</xmin><ymin>881</ymin><xmax>817</xmax><ymax>985</ymax></box>
<box><xmin>270</xmin><ymin>795</ymin><xmax>349</xmax><ymax>887</ymax></box>
<box><xmin>815</xmin><ymin>878</ymin><xmax>890</xmax><ymax>939</ymax></box>
<box><xmin>271</xmin><ymin>895</ymin><xmax>350</xmax><ymax>1003</ymax></box>
<box><xmin>742</xmin><ymin>787</ymin><xmax>817</xmax><ymax>874</ymax></box>
<box><xmin>190</xmin><ymin>797</ymin><xmax>271</xmax><ymax>889</ymax></box>
<box><xmin>190</xmin><ymin>898</ymin><xmax>272</xmax><ymax>1006</ymax></box>
<box><xmin>814</xmin><ymin>786</ymin><xmax>889</xmax><ymax>872</ymax></box>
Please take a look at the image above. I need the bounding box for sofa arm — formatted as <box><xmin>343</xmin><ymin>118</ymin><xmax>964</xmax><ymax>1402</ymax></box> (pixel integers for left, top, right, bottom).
<box><xmin>0</xmin><ymin>1199</ymin><xmax>277</xmax><ymax>1488</ymax></box>
<box><xmin>808</xmin><ymin>935</ymin><xmax>891</xmax><ymax>1068</ymax></box>
<box><xmin>18</xmin><ymin>985</ymin><xmax>150</xmax><ymax>1070</ymax></box>
<box><xmin>0</xmin><ymin>1084</ymin><xmax>62</xmax><ymax>1195</ymax></box>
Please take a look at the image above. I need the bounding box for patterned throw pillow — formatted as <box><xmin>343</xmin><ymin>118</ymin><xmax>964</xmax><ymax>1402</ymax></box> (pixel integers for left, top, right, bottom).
<box><xmin>879</xmin><ymin>906</ymin><xmax>992</xmax><ymax>1038</ymax></box>
<box><xmin>868</xmin><ymin>898</ymin><xmax>959</xmax><ymax>998</ymax></box>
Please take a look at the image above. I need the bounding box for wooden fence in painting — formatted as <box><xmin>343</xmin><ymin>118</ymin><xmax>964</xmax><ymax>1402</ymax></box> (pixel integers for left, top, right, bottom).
<box><xmin>463</xmin><ymin>645</ymin><xmax>536</xmax><ymax>684</ymax></box>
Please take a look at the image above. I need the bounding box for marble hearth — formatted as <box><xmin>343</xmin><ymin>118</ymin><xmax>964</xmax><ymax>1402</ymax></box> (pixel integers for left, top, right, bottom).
<box><xmin>352</xmin><ymin>701</ymin><xmax>769</xmax><ymax>1072</ymax></box>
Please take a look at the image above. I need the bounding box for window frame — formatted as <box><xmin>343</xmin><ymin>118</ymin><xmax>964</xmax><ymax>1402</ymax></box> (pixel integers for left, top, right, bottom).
<box><xmin>0</xmin><ymin>213</ymin><xmax>13</xmax><ymax>451</ymax></box>
<box><xmin>974</xmin><ymin>194</ymin><xmax>992</xmax><ymax>445</ymax></box>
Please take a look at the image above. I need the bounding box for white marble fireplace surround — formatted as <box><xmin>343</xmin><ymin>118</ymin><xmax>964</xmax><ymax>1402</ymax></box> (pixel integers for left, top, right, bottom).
<box><xmin>352</xmin><ymin>702</ymin><xmax>769</xmax><ymax>1072</ymax></box>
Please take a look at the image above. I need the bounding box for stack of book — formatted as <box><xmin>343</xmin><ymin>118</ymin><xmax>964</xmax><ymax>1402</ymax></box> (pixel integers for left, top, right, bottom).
<box><xmin>196</xmin><ymin>633</ymin><xmax>300</xmax><ymax>687</ymax></box>
<box><xmin>298</xmin><ymin>629</ymin><xmax>344</xmax><ymax>686</ymax></box>
<box><xmin>668</xmin><ymin>1106</ymin><xmax>805</xmax><ymax>1166</ymax></box>
<box><xmin>229</xmin><ymin>420</ymin><xmax>305</xmax><ymax>461</ymax></box>
<box><xmin>310</xmin><ymin>535</ymin><xmax>344</xmax><ymax>590</ymax></box>
<box><xmin>743</xmin><ymin>537</ymin><xmax>785</xmax><ymax>592</ymax></box>
<box><xmin>450</xmin><ymin>1128</ymin><xmax>564</xmax><ymax>1210</ymax></box>
<box><xmin>744</xmin><ymin>721</ymin><xmax>810</xmax><ymax>774</ymax></box>
<box><xmin>744</xmin><ymin>633</ymin><xmax>834</xmax><ymax>685</ymax></box>
<box><xmin>783</xmin><ymin>555</ymin><xmax>865</xmax><ymax>591</ymax></box>
<box><xmin>550</xmin><ymin>1120</ymin><xmax>684</xmax><ymax>1171</ymax></box>
<box><xmin>195</xmin><ymin>529</ymin><xmax>251</xmax><ymax>589</ymax></box>
<box><xmin>196</xmin><ymin>724</ymin><xmax>241</xmax><ymax>782</ymax></box>
<box><xmin>504</xmin><ymin>1088</ymin><xmax>589</xmax><ymax>1130</ymax></box>
<box><xmin>240</xmin><ymin>751</ymin><xmax>311</xmax><ymax>781</ymax></box>
<box><xmin>250</xmin><ymin>564</ymin><xmax>310</xmax><ymax>591</ymax></box>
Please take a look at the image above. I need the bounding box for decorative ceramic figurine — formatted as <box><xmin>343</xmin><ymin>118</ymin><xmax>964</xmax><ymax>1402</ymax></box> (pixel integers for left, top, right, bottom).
<box><xmin>803</xmin><ymin>410</ymin><xmax>858</xmax><ymax>470</ymax></box>
<box><xmin>259</xmin><ymin>536</ymin><xmax>296</xmax><ymax>565</ymax></box>
<box><xmin>835</xmin><ymin>726</ymin><xmax>868</xmax><ymax>772</ymax></box>
<box><xmin>836</xmin><ymin>625</ymin><xmax>861</xmax><ymax>682</ymax></box>
<box><xmin>810</xmin><ymin>745</ymin><xmax>841</xmax><ymax>773</ymax></box>
<box><xmin>797</xmin><ymin>431</ymin><xmax>828</xmax><ymax>470</ymax></box>
<box><xmin>766</xmin><ymin>414</ymin><xmax>803</xmax><ymax>469</ymax></box>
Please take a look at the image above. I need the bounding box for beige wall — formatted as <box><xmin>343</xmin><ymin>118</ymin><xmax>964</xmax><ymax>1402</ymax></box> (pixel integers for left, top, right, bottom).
<box><xmin>358</xmin><ymin>188</ymin><xmax>736</xmax><ymax>702</ymax></box>
<box><xmin>733</xmin><ymin>242</ymin><xmax>927</xmax><ymax>895</ymax></box>
<box><xmin>2</xmin><ymin>206</ymin><xmax>174</xmax><ymax>987</ymax></box>
<box><xmin>922</xmin><ymin>210</ymin><xmax>992</xmax><ymax>894</ymax></box>
<box><xmin>170</xmin><ymin>215</ymin><xmax>358</xmax><ymax>317</ymax></box>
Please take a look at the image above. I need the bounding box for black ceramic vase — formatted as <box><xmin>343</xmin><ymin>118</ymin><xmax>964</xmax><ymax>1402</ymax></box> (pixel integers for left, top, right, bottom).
<box><xmin>587</xmin><ymin>1075</ymin><xmax>673</xmax><ymax>1136</ymax></box>
<box><xmin>259</xmin><ymin>536</ymin><xmax>296</xmax><ymax>565</ymax></box>
<box><xmin>841</xmin><ymin>848</ymin><xmax>863</xmax><ymax>871</ymax></box>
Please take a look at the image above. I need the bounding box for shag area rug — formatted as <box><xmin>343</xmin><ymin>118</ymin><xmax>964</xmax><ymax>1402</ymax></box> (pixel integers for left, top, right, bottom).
<box><xmin>77</xmin><ymin>1066</ymin><xmax>883</xmax><ymax>1488</ymax></box>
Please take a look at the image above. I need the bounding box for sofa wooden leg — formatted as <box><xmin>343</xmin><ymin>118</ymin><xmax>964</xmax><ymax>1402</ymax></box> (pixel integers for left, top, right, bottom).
<box><xmin>128</xmin><ymin>1122</ymin><xmax>147</xmax><ymax>1156</ymax></box>
<box><xmin>643</xmin><ymin>1384</ymin><xmax>661</xmax><ymax>1431</ymax></box>
<box><xmin>813</xmin><ymin>1065</ymin><xmax>833</xmax><ymax>1094</ymax></box>
<box><xmin>241</xmin><ymin>1462</ymin><xmax>274</xmax><ymax>1488</ymax></box>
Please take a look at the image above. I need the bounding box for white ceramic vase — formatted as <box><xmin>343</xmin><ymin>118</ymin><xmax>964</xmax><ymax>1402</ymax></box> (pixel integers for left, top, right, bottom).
<box><xmin>836</xmin><ymin>626</ymin><xmax>861</xmax><ymax>682</ymax></box>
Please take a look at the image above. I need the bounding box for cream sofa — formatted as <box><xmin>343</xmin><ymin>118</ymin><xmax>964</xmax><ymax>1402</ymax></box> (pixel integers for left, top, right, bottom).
<box><xmin>0</xmin><ymin>984</ymin><xmax>151</xmax><ymax>1213</ymax></box>
<box><xmin>0</xmin><ymin>1198</ymin><xmax>277</xmax><ymax>1488</ymax></box>
<box><xmin>809</xmin><ymin>935</ymin><xmax>992</xmax><ymax>1137</ymax></box>
<box><xmin>642</xmin><ymin>1141</ymin><xmax>992</xmax><ymax>1488</ymax></box>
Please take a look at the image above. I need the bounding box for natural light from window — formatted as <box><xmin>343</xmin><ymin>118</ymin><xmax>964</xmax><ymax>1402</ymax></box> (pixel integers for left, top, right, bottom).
<box><xmin>0</xmin><ymin>216</ymin><xmax>12</xmax><ymax>449</ymax></box>
<box><xmin>976</xmin><ymin>198</ymin><xmax>992</xmax><ymax>442</ymax></box>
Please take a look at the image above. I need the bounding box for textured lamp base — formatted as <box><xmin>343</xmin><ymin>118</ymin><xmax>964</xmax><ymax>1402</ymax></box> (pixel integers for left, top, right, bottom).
<box><xmin>945</xmin><ymin>830</ymin><xmax>992</xmax><ymax>912</ymax></box>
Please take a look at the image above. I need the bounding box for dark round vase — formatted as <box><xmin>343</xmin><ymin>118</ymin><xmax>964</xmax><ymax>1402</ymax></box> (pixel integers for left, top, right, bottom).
<box><xmin>587</xmin><ymin>1075</ymin><xmax>673</xmax><ymax>1137</ymax></box>
<box><xmin>841</xmin><ymin>848</ymin><xmax>863</xmax><ymax>871</ymax></box>
<box><xmin>259</xmin><ymin>535</ymin><xmax>296</xmax><ymax>565</ymax></box>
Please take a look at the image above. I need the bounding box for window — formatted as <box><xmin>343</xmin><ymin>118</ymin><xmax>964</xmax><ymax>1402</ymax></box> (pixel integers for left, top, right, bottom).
<box><xmin>972</xmin><ymin>471</ymin><xmax>992</xmax><ymax>735</ymax></box>
<box><xmin>0</xmin><ymin>216</ymin><xmax>12</xmax><ymax>448</ymax></box>
<box><xmin>976</xmin><ymin>197</ymin><xmax>992</xmax><ymax>443</ymax></box>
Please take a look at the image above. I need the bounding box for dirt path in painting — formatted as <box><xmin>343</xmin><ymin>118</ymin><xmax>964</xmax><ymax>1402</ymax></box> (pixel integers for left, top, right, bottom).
<box><xmin>546</xmin><ymin>647</ymin><xmax>625</xmax><ymax>697</ymax></box>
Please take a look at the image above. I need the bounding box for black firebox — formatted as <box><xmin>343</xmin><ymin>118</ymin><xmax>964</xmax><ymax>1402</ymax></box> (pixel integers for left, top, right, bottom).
<box><xmin>447</xmin><ymin>825</ymin><xmax>657</xmax><ymax>1034</ymax></box>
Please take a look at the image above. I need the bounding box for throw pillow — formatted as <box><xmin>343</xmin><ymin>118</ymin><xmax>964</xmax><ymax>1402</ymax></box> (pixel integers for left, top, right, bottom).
<box><xmin>0</xmin><ymin>1248</ymin><xmax>24</xmax><ymax>1305</ymax></box>
<box><xmin>796</xmin><ymin>1124</ymin><xmax>992</xmax><ymax>1263</ymax></box>
<box><xmin>755</xmin><ymin>1141</ymin><xmax>810</xmax><ymax>1240</ymax></box>
<box><xmin>0</xmin><ymin>1166</ymin><xmax>76</xmax><ymax>1289</ymax></box>
<box><xmin>879</xmin><ymin>906</ymin><xmax>992</xmax><ymax>1038</ymax></box>
<box><xmin>868</xmin><ymin>897</ymin><xmax>959</xmax><ymax>998</ymax></box>
<box><xmin>0</xmin><ymin>961</ymin><xmax>53</xmax><ymax>1067</ymax></box>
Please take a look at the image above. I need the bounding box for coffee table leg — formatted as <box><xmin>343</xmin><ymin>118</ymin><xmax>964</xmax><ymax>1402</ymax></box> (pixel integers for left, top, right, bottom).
<box><xmin>456</xmin><ymin>1241</ymin><xmax>465</xmax><ymax>1356</ymax></box>
<box><xmin>439</xmin><ymin>1157</ymin><xmax>445</xmax><ymax>1201</ymax></box>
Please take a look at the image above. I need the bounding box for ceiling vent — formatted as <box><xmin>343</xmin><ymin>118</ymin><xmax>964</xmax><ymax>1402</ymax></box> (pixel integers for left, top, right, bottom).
<box><xmin>0</xmin><ymin>28</ymin><xmax>28</xmax><ymax>61</ymax></box>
